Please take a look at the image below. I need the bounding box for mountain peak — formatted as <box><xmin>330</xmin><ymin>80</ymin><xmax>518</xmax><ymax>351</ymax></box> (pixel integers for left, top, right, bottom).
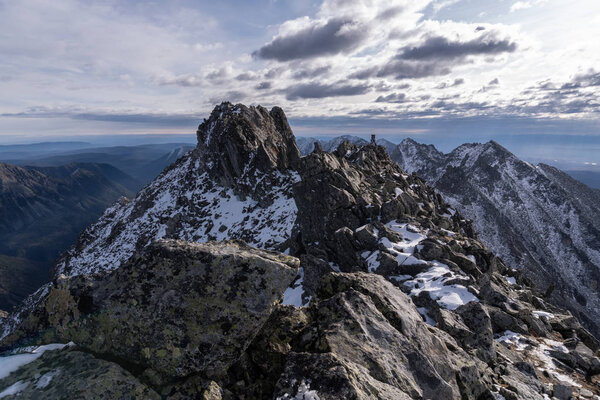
<box><xmin>196</xmin><ymin>102</ymin><xmax>301</xmax><ymax>182</ymax></box>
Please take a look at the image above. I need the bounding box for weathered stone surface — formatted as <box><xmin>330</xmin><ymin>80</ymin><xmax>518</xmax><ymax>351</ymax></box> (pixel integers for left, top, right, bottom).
<box><xmin>196</xmin><ymin>102</ymin><xmax>300</xmax><ymax>184</ymax></box>
<box><xmin>0</xmin><ymin>347</ymin><xmax>160</xmax><ymax>399</ymax></box>
<box><xmin>2</xmin><ymin>240</ymin><xmax>298</xmax><ymax>384</ymax></box>
<box><xmin>272</xmin><ymin>272</ymin><xmax>494</xmax><ymax>400</ymax></box>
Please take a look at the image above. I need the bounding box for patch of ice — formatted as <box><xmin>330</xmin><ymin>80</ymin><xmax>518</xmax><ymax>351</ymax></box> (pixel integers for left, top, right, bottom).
<box><xmin>394</xmin><ymin>187</ymin><xmax>404</xmax><ymax>197</ymax></box>
<box><xmin>505</xmin><ymin>276</ymin><xmax>517</xmax><ymax>285</ymax></box>
<box><xmin>0</xmin><ymin>343</ymin><xmax>70</xmax><ymax>380</ymax></box>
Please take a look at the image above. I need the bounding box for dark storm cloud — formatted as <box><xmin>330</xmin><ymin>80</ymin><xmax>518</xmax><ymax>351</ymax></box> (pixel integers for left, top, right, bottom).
<box><xmin>375</xmin><ymin>93</ymin><xmax>407</xmax><ymax>103</ymax></box>
<box><xmin>292</xmin><ymin>65</ymin><xmax>331</xmax><ymax>79</ymax></box>
<box><xmin>253</xmin><ymin>18</ymin><xmax>367</xmax><ymax>61</ymax></box>
<box><xmin>284</xmin><ymin>81</ymin><xmax>370</xmax><ymax>100</ymax></box>
<box><xmin>399</xmin><ymin>35</ymin><xmax>517</xmax><ymax>61</ymax></box>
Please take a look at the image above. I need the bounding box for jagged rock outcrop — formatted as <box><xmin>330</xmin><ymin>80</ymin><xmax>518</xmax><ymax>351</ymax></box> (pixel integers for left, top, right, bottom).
<box><xmin>53</xmin><ymin>103</ymin><xmax>300</xmax><ymax>277</ymax></box>
<box><xmin>197</xmin><ymin>103</ymin><xmax>300</xmax><ymax>185</ymax></box>
<box><xmin>1</xmin><ymin>240</ymin><xmax>298</xmax><ymax>393</ymax></box>
<box><xmin>392</xmin><ymin>138</ymin><xmax>600</xmax><ymax>338</ymax></box>
<box><xmin>1</xmin><ymin>103</ymin><xmax>599</xmax><ymax>399</ymax></box>
<box><xmin>0</xmin><ymin>346</ymin><xmax>161</xmax><ymax>399</ymax></box>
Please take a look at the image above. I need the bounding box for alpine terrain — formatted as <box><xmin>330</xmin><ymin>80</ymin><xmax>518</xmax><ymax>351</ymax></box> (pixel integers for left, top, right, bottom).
<box><xmin>0</xmin><ymin>103</ymin><xmax>599</xmax><ymax>399</ymax></box>
<box><xmin>391</xmin><ymin>139</ymin><xmax>600</xmax><ymax>339</ymax></box>
<box><xmin>0</xmin><ymin>162</ymin><xmax>139</xmax><ymax>311</ymax></box>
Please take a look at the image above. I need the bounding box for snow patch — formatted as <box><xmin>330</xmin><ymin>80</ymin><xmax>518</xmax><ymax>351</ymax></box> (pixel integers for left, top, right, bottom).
<box><xmin>404</xmin><ymin>261</ymin><xmax>478</xmax><ymax>310</ymax></box>
<box><xmin>0</xmin><ymin>380</ymin><xmax>30</xmax><ymax>398</ymax></box>
<box><xmin>276</xmin><ymin>379</ymin><xmax>320</xmax><ymax>400</ymax></box>
<box><xmin>0</xmin><ymin>343</ymin><xmax>70</xmax><ymax>380</ymax></box>
<box><xmin>532</xmin><ymin>310</ymin><xmax>555</xmax><ymax>320</ymax></box>
<box><xmin>282</xmin><ymin>268</ymin><xmax>310</xmax><ymax>307</ymax></box>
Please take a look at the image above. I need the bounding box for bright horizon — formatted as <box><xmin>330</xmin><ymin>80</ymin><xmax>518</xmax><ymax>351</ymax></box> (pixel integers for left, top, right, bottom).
<box><xmin>0</xmin><ymin>0</ymin><xmax>599</xmax><ymax>169</ymax></box>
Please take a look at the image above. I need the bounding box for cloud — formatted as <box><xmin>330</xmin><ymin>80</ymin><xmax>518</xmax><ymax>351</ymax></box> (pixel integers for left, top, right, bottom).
<box><xmin>351</xmin><ymin>60</ymin><xmax>452</xmax><ymax>80</ymax></box>
<box><xmin>255</xmin><ymin>81</ymin><xmax>272</xmax><ymax>90</ymax></box>
<box><xmin>285</xmin><ymin>81</ymin><xmax>370</xmax><ymax>100</ymax></box>
<box><xmin>208</xmin><ymin>91</ymin><xmax>247</xmax><ymax>104</ymax></box>
<box><xmin>436</xmin><ymin>78</ymin><xmax>465</xmax><ymax>89</ymax></box>
<box><xmin>375</xmin><ymin>93</ymin><xmax>407</xmax><ymax>103</ymax></box>
<box><xmin>399</xmin><ymin>35</ymin><xmax>517</xmax><ymax>61</ymax></box>
<box><xmin>236</xmin><ymin>72</ymin><xmax>258</xmax><ymax>81</ymax></box>
<box><xmin>292</xmin><ymin>65</ymin><xmax>331</xmax><ymax>79</ymax></box>
<box><xmin>561</xmin><ymin>70</ymin><xmax>600</xmax><ymax>89</ymax></box>
<box><xmin>253</xmin><ymin>18</ymin><xmax>367</xmax><ymax>61</ymax></box>
<box><xmin>510</xmin><ymin>0</ymin><xmax>547</xmax><ymax>12</ymax></box>
<box><xmin>431</xmin><ymin>0</ymin><xmax>461</xmax><ymax>13</ymax></box>
<box><xmin>350</xmin><ymin>31</ymin><xmax>517</xmax><ymax>81</ymax></box>
<box><xmin>157</xmin><ymin>74</ymin><xmax>204</xmax><ymax>87</ymax></box>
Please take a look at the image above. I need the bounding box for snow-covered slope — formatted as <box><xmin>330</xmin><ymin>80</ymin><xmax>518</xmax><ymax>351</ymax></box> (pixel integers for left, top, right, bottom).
<box><xmin>393</xmin><ymin>138</ymin><xmax>600</xmax><ymax>337</ymax></box>
<box><xmin>55</xmin><ymin>103</ymin><xmax>301</xmax><ymax>277</ymax></box>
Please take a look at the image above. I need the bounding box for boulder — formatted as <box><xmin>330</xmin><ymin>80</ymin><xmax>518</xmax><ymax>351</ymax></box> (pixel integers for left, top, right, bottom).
<box><xmin>0</xmin><ymin>347</ymin><xmax>160</xmax><ymax>399</ymax></box>
<box><xmin>2</xmin><ymin>240</ymin><xmax>299</xmax><ymax>385</ymax></box>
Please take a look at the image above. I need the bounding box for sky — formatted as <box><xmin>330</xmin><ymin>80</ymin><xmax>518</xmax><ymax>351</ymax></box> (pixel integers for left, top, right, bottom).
<box><xmin>0</xmin><ymin>0</ymin><xmax>599</xmax><ymax>167</ymax></box>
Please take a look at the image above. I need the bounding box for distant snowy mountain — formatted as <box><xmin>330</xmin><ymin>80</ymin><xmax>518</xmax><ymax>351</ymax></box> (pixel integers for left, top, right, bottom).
<box><xmin>393</xmin><ymin>139</ymin><xmax>600</xmax><ymax>337</ymax></box>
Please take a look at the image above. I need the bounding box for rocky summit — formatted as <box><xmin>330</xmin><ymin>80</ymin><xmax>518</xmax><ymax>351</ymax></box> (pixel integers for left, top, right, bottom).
<box><xmin>1</xmin><ymin>103</ymin><xmax>599</xmax><ymax>399</ymax></box>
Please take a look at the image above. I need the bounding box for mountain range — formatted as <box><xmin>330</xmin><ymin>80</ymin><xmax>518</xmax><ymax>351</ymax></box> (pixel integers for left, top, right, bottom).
<box><xmin>299</xmin><ymin>135</ymin><xmax>600</xmax><ymax>339</ymax></box>
<box><xmin>0</xmin><ymin>142</ymin><xmax>195</xmax><ymax>188</ymax></box>
<box><xmin>0</xmin><ymin>162</ymin><xmax>138</xmax><ymax>310</ymax></box>
<box><xmin>1</xmin><ymin>103</ymin><xmax>598</xmax><ymax>399</ymax></box>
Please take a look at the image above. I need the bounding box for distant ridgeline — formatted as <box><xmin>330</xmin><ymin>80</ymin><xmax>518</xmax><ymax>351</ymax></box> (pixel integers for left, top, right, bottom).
<box><xmin>0</xmin><ymin>103</ymin><xmax>599</xmax><ymax>399</ymax></box>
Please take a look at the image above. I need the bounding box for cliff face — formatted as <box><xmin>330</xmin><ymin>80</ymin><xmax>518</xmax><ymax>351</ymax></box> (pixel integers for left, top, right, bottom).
<box><xmin>1</xmin><ymin>104</ymin><xmax>599</xmax><ymax>399</ymax></box>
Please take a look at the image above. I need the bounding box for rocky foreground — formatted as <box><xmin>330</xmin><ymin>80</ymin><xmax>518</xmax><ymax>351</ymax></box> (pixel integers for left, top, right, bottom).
<box><xmin>1</xmin><ymin>103</ymin><xmax>599</xmax><ymax>399</ymax></box>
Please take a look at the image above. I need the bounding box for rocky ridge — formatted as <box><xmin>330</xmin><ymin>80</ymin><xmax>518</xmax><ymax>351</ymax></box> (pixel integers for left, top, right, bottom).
<box><xmin>391</xmin><ymin>138</ymin><xmax>600</xmax><ymax>338</ymax></box>
<box><xmin>0</xmin><ymin>103</ymin><xmax>599</xmax><ymax>399</ymax></box>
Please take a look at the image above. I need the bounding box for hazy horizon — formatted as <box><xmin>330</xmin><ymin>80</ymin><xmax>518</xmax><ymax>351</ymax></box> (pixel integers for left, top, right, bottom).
<box><xmin>1</xmin><ymin>0</ymin><xmax>599</xmax><ymax>170</ymax></box>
